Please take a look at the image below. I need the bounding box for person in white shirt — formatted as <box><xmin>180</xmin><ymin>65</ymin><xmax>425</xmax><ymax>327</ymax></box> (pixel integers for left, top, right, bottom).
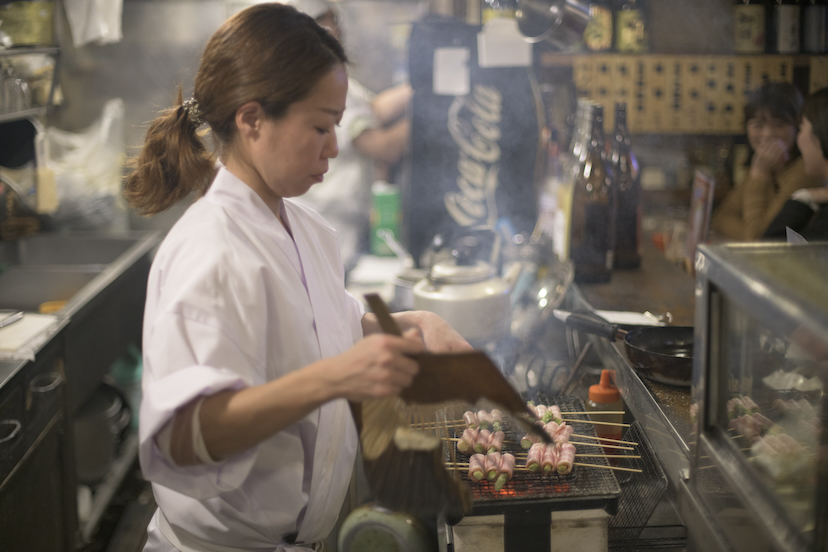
<box><xmin>285</xmin><ymin>0</ymin><xmax>413</xmax><ymax>269</ymax></box>
<box><xmin>123</xmin><ymin>5</ymin><xmax>468</xmax><ymax>551</ymax></box>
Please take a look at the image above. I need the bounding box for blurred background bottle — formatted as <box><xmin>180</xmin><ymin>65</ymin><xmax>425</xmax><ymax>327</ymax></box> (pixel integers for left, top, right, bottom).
<box><xmin>370</xmin><ymin>181</ymin><xmax>400</xmax><ymax>256</ymax></box>
<box><xmin>802</xmin><ymin>0</ymin><xmax>828</xmax><ymax>53</ymax></box>
<box><xmin>733</xmin><ymin>0</ymin><xmax>767</xmax><ymax>53</ymax></box>
<box><xmin>611</xmin><ymin>102</ymin><xmax>642</xmax><ymax>269</ymax></box>
<box><xmin>614</xmin><ymin>0</ymin><xmax>649</xmax><ymax>53</ymax></box>
<box><xmin>570</xmin><ymin>103</ymin><xmax>615</xmax><ymax>283</ymax></box>
<box><xmin>772</xmin><ymin>0</ymin><xmax>800</xmax><ymax>53</ymax></box>
<box><xmin>481</xmin><ymin>0</ymin><xmax>516</xmax><ymax>22</ymax></box>
<box><xmin>584</xmin><ymin>0</ymin><xmax>614</xmax><ymax>52</ymax></box>
<box><xmin>553</xmin><ymin>100</ymin><xmax>592</xmax><ymax>263</ymax></box>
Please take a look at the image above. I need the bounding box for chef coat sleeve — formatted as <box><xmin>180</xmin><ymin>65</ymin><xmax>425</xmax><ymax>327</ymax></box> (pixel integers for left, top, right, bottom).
<box><xmin>139</xmin><ymin>308</ymin><xmax>263</xmax><ymax>499</ymax></box>
<box><xmin>344</xmin><ymin>289</ymin><xmax>366</xmax><ymax>341</ymax></box>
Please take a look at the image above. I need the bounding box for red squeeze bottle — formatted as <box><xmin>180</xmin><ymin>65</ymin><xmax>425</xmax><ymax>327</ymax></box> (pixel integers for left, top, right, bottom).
<box><xmin>586</xmin><ymin>370</ymin><xmax>624</xmax><ymax>459</ymax></box>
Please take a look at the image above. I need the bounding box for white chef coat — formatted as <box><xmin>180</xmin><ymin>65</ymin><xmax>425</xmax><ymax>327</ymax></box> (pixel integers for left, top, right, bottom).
<box><xmin>139</xmin><ymin>166</ymin><xmax>362</xmax><ymax>551</ymax></box>
<box><xmin>294</xmin><ymin>77</ymin><xmax>377</xmax><ymax>269</ymax></box>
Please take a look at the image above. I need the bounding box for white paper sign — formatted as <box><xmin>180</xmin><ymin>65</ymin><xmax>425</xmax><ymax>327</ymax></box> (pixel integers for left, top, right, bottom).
<box><xmin>433</xmin><ymin>47</ymin><xmax>470</xmax><ymax>96</ymax></box>
<box><xmin>477</xmin><ymin>18</ymin><xmax>532</xmax><ymax>68</ymax></box>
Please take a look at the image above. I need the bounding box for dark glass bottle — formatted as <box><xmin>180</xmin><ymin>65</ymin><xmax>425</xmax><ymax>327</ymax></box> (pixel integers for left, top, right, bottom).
<box><xmin>584</xmin><ymin>0</ymin><xmax>614</xmax><ymax>52</ymax></box>
<box><xmin>570</xmin><ymin>104</ymin><xmax>615</xmax><ymax>283</ymax></box>
<box><xmin>773</xmin><ymin>0</ymin><xmax>801</xmax><ymax>53</ymax></box>
<box><xmin>614</xmin><ymin>0</ymin><xmax>649</xmax><ymax>53</ymax></box>
<box><xmin>733</xmin><ymin>0</ymin><xmax>767</xmax><ymax>53</ymax></box>
<box><xmin>802</xmin><ymin>0</ymin><xmax>828</xmax><ymax>53</ymax></box>
<box><xmin>611</xmin><ymin>103</ymin><xmax>641</xmax><ymax>269</ymax></box>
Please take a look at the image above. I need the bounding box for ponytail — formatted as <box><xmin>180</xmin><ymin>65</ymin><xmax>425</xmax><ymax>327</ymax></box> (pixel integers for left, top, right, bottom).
<box><xmin>124</xmin><ymin>89</ymin><xmax>216</xmax><ymax>216</ymax></box>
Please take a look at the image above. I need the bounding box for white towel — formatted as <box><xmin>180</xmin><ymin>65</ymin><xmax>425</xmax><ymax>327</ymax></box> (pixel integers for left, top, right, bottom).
<box><xmin>64</xmin><ymin>0</ymin><xmax>123</xmax><ymax>47</ymax></box>
<box><xmin>0</xmin><ymin>313</ymin><xmax>59</xmax><ymax>361</ymax></box>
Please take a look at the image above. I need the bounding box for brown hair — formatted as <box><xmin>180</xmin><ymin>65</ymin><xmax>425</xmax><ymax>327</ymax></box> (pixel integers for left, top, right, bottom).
<box><xmin>125</xmin><ymin>3</ymin><xmax>348</xmax><ymax>215</ymax></box>
<box><xmin>743</xmin><ymin>82</ymin><xmax>804</xmax><ymax>164</ymax></box>
<box><xmin>802</xmin><ymin>87</ymin><xmax>828</xmax><ymax>160</ymax></box>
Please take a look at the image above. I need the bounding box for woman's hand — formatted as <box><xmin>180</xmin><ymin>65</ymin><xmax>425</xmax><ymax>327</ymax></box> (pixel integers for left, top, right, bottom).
<box><xmin>328</xmin><ymin>329</ymin><xmax>424</xmax><ymax>402</ymax></box>
<box><xmin>751</xmin><ymin>139</ymin><xmax>790</xmax><ymax>177</ymax></box>
<box><xmin>389</xmin><ymin>310</ymin><xmax>473</xmax><ymax>353</ymax></box>
<box><xmin>806</xmin><ymin>187</ymin><xmax>828</xmax><ymax>204</ymax></box>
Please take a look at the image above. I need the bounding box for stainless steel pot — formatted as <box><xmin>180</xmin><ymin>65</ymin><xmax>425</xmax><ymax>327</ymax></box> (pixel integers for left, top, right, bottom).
<box><xmin>516</xmin><ymin>0</ymin><xmax>590</xmax><ymax>48</ymax></box>
<box><xmin>73</xmin><ymin>383</ymin><xmax>130</xmax><ymax>484</ymax></box>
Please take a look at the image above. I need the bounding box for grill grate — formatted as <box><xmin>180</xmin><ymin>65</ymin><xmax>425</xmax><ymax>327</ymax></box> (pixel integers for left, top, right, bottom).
<box><xmin>433</xmin><ymin>397</ymin><xmax>621</xmax><ymax>515</ymax></box>
<box><xmin>607</xmin><ymin>421</ymin><xmax>668</xmax><ymax>552</ymax></box>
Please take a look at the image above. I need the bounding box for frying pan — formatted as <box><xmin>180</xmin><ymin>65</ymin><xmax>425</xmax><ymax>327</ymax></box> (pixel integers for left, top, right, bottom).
<box><xmin>554</xmin><ymin>310</ymin><xmax>694</xmax><ymax>387</ymax></box>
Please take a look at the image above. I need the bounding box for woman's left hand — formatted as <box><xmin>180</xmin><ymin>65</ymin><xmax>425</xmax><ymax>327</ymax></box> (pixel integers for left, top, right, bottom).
<box><xmin>363</xmin><ymin>310</ymin><xmax>473</xmax><ymax>353</ymax></box>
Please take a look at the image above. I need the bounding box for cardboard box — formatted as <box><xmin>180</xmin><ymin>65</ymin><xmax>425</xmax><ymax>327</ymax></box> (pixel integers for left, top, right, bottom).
<box><xmin>719</xmin><ymin>58</ymin><xmax>739</xmax><ymax>134</ymax></box>
<box><xmin>667</xmin><ymin>57</ymin><xmax>683</xmax><ymax>132</ymax></box>
<box><xmin>612</xmin><ymin>56</ymin><xmax>635</xmax><ymax>122</ymax></box>
<box><xmin>682</xmin><ymin>57</ymin><xmax>704</xmax><ymax>133</ymax></box>
<box><xmin>647</xmin><ymin>56</ymin><xmax>669</xmax><ymax>132</ymax></box>
<box><xmin>631</xmin><ymin>58</ymin><xmax>648</xmax><ymax>133</ymax></box>
<box><xmin>811</xmin><ymin>58</ymin><xmax>828</xmax><ymax>93</ymax></box>
<box><xmin>592</xmin><ymin>55</ymin><xmax>614</xmax><ymax>131</ymax></box>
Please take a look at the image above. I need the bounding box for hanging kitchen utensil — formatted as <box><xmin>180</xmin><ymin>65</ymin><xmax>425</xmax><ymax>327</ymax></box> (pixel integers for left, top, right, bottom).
<box><xmin>515</xmin><ymin>0</ymin><xmax>590</xmax><ymax>49</ymax></box>
<box><xmin>554</xmin><ymin>310</ymin><xmax>694</xmax><ymax>387</ymax></box>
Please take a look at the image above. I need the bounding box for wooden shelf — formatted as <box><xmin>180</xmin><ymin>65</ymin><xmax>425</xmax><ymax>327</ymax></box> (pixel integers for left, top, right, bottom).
<box><xmin>539</xmin><ymin>51</ymin><xmax>825</xmax><ymax>68</ymax></box>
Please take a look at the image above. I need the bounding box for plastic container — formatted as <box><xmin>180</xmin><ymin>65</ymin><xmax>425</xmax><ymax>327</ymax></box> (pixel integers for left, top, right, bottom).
<box><xmin>585</xmin><ymin>369</ymin><xmax>624</xmax><ymax>455</ymax></box>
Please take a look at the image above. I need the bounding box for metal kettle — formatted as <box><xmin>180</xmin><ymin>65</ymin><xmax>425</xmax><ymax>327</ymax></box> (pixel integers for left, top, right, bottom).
<box><xmin>412</xmin><ymin>238</ymin><xmax>515</xmax><ymax>345</ymax></box>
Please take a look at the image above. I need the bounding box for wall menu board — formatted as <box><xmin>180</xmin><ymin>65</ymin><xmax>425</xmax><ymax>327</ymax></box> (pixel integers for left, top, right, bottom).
<box><xmin>573</xmin><ymin>55</ymin><xmax>795</xmax><ymax>134</ymax></box>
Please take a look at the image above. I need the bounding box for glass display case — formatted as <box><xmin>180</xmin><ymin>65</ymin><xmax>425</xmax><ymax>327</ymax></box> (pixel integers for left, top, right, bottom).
<box><xmin>687</xmin><ymin>243</ymin><xmax>828</xmax><ymax>552</ymax></box>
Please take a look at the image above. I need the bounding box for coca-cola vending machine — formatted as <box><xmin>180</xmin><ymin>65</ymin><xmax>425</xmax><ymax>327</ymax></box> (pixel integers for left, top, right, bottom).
<box><xmin>401</xmin><ymin>15</ymin><xmax>545</xmax><ymax>266</ymax></box>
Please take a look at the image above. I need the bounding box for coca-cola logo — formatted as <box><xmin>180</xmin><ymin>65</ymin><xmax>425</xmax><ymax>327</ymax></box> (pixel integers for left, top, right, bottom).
<box><xmin>445</xmin><ymin>84</ymin><xmax>502</xmax><ymax>228</ymax></box>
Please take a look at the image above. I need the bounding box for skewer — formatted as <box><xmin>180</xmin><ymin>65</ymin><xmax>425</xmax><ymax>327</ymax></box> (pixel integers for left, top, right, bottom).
<box><xmin>441</xmin><ymin>436</ymin><xmax>633</xmax><ymax>451</ymax></box>
<box><xmin>511</xmin><ymin>453</ymin><xmax>641</xmax><ymax>459</ymax></box>
<box><xmin>562</xmin><ymin>418</ymin><xmax>630</xmax><ymax>428</ymax></box>
<box><xmin>411</xmin><ymin>411</ymin><xmax>629</xmax><ymax>426</ymax></box>
<box><xmin>571</xmin><ymin>433</ymin><xmax>638</xmax><ymax>445</ymax></box>
<box><xmin>573</xmin><ymin>463</ymin><xmax>642</xmax><ymax>473</ymax></box>
<box><xmin>569</xmin><ymin>441</ymin><xmax>633</xmax><ymax>450</ymax></box>
<box><xmin>445</xmin><ymin>462</ymin><xmax>643</xmax><ymax>474</ymax></box>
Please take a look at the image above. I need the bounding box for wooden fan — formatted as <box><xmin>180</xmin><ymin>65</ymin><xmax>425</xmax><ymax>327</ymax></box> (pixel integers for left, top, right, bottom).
<box><xmin>351</xmin><ymin>294</ymin><xmax>550</xmax><ymax>518</ymax></box>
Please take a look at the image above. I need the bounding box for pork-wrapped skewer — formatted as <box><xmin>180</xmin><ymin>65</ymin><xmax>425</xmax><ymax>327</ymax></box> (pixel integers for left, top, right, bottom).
<box><xmin>541</xmin><ymin>444</ymin><xmax>559</xmax><ymax>474</ymax></box>
<box><xmin>521</xmin><ymin>426</ymin><xmax>543</xmax><ymax>450</ymax></box>
<box><xmin>494</xmin><ymin>453</ymin><xmax>515</xmax><ymax>491</ymax></box>
<box><xmin>474</xmin><ymin>429</ymin><xmax>492</xmax><ymax>454</ymax></box>
<box><xmin>485</xmin><ymin>452</ymin><xmax>502</xmax><ymax>481</ymax></box>
<box><xmin>536</xmin><ymin>404</ymin><xmax>548</xmax><ymax>420</ymax></box>
<box><xmin>552</xmin><ymin>423</ymin><xmax>574</xmax><ymax>445</ymax></box>
<box><xmin>487</xmin><ymin>430</ymin><xmax>505</xmax><ymax>454</ymax></box>
<box><xmin>468</xmin><ymin>453</ymin><xmax>486</xmax><ymax>481</ymax></box>
<box><xmin>525</xmin><ymin>442</ymin><xmax>545</xmax><ymax>472</ymax></box>
<box><xmin>490</xmin><ymin>409</ymin><xmax>504</xmax><ymax>432</ymax></box>
<box><xmin>557</xmin><ymin>442</ymin><xmax>576</xmax><ymax>474</ymax></box>
<box><xmin>463</xmin><ymin>410</ymin><xmax>478</xmax><ymax>429</ymax></box>
<box><xmin>457</xmin><ymin>428</ymin><xmax>478</xmax><ymax>454</ymax></box>
<box><xmin>477</xmin><ymin>409</ymin><xmax>493</xmax><ymax>430</ymax></box>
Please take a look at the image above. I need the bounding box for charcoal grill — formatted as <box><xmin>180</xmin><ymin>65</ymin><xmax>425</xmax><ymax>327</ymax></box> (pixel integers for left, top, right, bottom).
<box><xmin>429</xmin><ymin>397</ymin><xmax>622</xmax><ymax>551</ymax></box>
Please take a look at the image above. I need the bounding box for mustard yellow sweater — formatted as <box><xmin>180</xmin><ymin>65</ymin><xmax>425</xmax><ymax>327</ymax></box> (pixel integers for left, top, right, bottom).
<box><xmin>712</xmin><ymin>157</ymin><xmax>823</xmax><ymax>240</ymax></box>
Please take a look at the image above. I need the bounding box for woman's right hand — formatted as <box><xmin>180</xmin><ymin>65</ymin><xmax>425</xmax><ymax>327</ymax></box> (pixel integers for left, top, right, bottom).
<box><xmin>329</xmin><ymin>329</ymin><xmax>424</xmax><ymax>402</ymax></box>
<box><xmin>751</xmin><ymin>139</ymin><xmax>790</xmax><ymax>176</ymax></box>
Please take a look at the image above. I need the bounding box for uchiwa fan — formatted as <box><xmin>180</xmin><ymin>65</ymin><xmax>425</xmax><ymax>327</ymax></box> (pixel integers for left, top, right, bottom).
<box><xmin>354</xmin><ymin>294</ymin><xmax>551</xmax><ymax>519</ymax></box>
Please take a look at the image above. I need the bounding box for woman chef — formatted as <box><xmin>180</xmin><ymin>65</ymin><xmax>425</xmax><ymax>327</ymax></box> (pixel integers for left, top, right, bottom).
<box><xmin>124</xmin><ymin>4</ymin><xmax>470</xmax><ymax>551</ymax></box>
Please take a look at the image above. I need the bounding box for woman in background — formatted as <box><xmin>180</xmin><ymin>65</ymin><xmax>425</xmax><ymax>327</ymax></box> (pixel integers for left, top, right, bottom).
<box><xmin>712</xmin><ymin>82</ymin><xmax>822</xmax><ymax>240</ymax></box>
<box><xmin>763</xmin><ymin>87</ymin><xmax>828</xmax><ymax>240</ymax></box>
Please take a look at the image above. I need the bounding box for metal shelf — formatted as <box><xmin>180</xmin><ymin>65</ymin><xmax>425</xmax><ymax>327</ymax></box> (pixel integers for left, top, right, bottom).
<box><xmin>0</xmin><ymin>107</ymin><xmax>49</xmax><ymax>124</ymax></box>
<box><xmin>0</xmin><ymin>46</ymin><xmax>59</xmax><ymax>58</ymax></box>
